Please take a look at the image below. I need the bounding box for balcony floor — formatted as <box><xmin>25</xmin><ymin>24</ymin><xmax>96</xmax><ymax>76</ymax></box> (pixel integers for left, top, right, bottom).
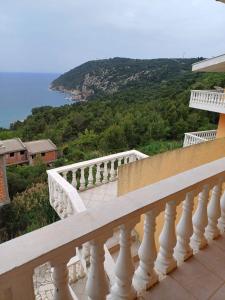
<box><xmin>72</xmin><ymin>234</ymin><xmax>225</xmax><ymax>300</ymax></box>
<box><xmin>79</xmin><ymin>181</ymin><xmax>118</xmax><ymax>210</ymax></box>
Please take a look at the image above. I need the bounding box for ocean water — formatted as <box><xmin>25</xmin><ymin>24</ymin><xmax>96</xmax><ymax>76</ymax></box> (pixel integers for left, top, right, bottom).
<box><xmin>0</xmin><ymin>72</ymin><xmax>70</xmax><ymax>129</ymax></box>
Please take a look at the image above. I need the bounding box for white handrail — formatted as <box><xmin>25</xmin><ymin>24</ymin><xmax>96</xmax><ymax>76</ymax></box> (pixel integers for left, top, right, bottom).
<box><xmin>1</xmin><ymin>157</ymin><xmax>225</xmax><ymax>298</ymax></box>
<box><xmin>52</xmin><ymin>150</ymin><xmax>148</xmax><ymax>173</ymax></box>
<box><xmin>183</xmin><ymin>130</ymin><xmax>217</xmax><ymax>147</ymax></box>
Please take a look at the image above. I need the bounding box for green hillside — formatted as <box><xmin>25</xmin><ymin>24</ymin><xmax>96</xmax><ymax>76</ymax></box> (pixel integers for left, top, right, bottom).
<box><xmin>2</xmin><ymin>57</ymin><xmax>225</xmax><ymax>241</ymax></box>
<box><xmin>51</xmin><ymin>57</ymin><xmax>203</xmax><ymax>99</ymax></box>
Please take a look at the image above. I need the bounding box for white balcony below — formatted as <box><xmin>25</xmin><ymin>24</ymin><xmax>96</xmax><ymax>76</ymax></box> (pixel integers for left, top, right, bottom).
<box><xmin>190</xmin><ymin>90</ymin><xmax>225</xmax><ymax>114</ymax></box>
<box><xmin>183</xmin><ymin>130</ymin><xmax>217</xmax><ymax>147</ymax></box>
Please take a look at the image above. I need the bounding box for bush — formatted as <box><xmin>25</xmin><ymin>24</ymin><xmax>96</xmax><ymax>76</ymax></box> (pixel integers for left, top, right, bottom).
<box><xmin>1</xmin><ymin>183</ymin><xmax>59</xmax><ymax>242</ymax></box>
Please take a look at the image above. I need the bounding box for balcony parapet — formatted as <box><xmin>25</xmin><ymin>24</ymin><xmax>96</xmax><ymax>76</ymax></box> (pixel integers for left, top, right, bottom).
<box><xmin>47</xmin><ymin>150</ymin><xmax>148</xmax><ymax>219</ymax></box>
<box><xmin>183</xmin><ymin>130</ymin><xmax>217</xmax><ymax>147</ymax></box>
<box><xmin>190</xmin><ymin>90</ymin><xmax>225</xmax><ymax>114</ymax></box>
<box><xmin>1</xmin><ymin>157</ymin><xmax>225</xmax><ymax>299</ymax></box>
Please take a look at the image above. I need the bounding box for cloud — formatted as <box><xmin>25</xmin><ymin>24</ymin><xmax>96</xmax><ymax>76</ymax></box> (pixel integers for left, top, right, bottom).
<box><xmin>0</xmin><ymin>0</ymin><xmax>224</xmax><ymax>72</ymax></box>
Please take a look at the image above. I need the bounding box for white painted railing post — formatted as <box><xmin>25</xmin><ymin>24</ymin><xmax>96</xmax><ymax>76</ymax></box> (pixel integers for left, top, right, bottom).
<box><xmin>174</xmin><ymin>192</ymin><xmax>194</xmax><ymax>261</ymax></box>
<box><xmin>218</xmin><ymin>189</ymin><xmax>225</xmax><ymax>233</ymax></box>
<box><xmin>86</xmin><ymin>234</ymin><xmax>112</xmax><ymax>300</ymax></box>
<box><xmin>87</xmin><ymin>166</ymin><xmax>94</xmax><ymax>188</ymax></box>
<box><xmin>155</xmin><ymin>201</ymin><xmax>177</xmax><ymax>274</ymax></box>
<box><xmin>133</xmin><ymin>209</ymin><xmax>158</xmax><ymax>292</ymax></box>
<box><xmin>190</xmin><ymin>185</ymin><xmax>209</xmax><ymax>251</ymax></box>
<box><xmin>71</xmin><ymin>170</ymin><xmax>77</xmax><ymax>188</ymax></box>
<box><xmin>80</xmin><ymin>168</ymin><xmax>86</xmax><ymax>190</ymax></box>
<box><xmin>62</xmin><ymin>172</ymin><xmax>68</xmax><ymax>180</ymax></box>
<box><xmin>110</xmin><ymin>218</ymin><xmax>139</xmax><ymax>300</ymax></box>
<box><xmin>205</xmin><ymin>181</ymin><xmax>222</xmax><ymax>240</ymax></box>
<box><xmin>95</xmin><ymin>163</ymin><xmax>101</xmax><ymax>185</ymax></box>
<box><xmin>52</xmin><ymin>253</ymin><xmax>74</xmax><ymax>300</ymax></box>
<box><xmin>110</xmin><ymin>159</ymin><xmax>116</xmax><ymax>181</ymax></box>
<box><xmin>102</xmin><ymin>161</ymin><xmax>109</xmax><ymax>184</ymax></box>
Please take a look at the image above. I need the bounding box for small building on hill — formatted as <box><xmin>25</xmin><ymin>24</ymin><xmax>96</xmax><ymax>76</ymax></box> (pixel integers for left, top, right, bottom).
<box><xmin>24</xmin><ymin>139</ymin><xmax>57</xmax><ymax>165</ymax></box>
<box><xmin>1</xmin><ymin>138</ymin><xmax>27</xmax><ymax>166</ymax></box>
<box><xmin>0</xmin><ymin>143</ymin><xmax>9</xmax><ymax>205</ymax></box>
<box><xmin>0</xmin><ymin>138</ymin><xmax>57</xmax><ymax>166</ymax></box>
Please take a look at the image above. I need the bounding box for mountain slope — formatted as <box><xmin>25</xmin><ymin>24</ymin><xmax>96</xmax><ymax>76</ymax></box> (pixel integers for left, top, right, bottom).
<box><xmin>51</xmin><ymin>57</ymin><xmax>202</xmax><ymax>100</ymax></box>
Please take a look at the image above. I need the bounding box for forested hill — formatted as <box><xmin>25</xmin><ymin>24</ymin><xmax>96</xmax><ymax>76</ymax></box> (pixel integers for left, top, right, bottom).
<box><xmin>3</xmin><ymin>56</ymin><xmax>225</xmax><ymax>158</ymax></box>
<box><xmin>51</xmin><ymin>57</ymin><xmax>203</xmax><ymax>100</ymax></box>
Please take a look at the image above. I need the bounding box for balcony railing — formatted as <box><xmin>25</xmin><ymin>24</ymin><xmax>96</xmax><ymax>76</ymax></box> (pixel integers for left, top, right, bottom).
<box><xmin>47</xmin><ymin>150</ymin><xmax>148</xmax><ymax>218</ymax></box>
<box><xmin>1</xmin><ymin>157</ymin><xmax>225</xmax><ymax>299</ymax></box>
<box><xmin>189</xmin><ymin>90</ymin><xmax>225</xmax><ymax>113</ymax></box>
<box><xmin>183</xmin><ymin>130</ymin><xmax>217</xmax><ymax>147</ymax></box>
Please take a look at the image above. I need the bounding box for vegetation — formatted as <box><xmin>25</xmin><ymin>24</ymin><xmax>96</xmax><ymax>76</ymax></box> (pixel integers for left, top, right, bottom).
<box><xmin>0</xmin><ymin>183</ymin><xmax>59</xmax><ymax>242</ymax></box>
<box><xmin>1</xmin><ymin>57</ymin><xmax>225</xmax><ymax>242</ymax></box>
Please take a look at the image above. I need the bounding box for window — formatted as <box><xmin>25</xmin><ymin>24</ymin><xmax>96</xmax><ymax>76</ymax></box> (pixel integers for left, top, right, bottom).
<box><xmin>31</xmin><ymin>154</ymin><xmax>36</xmax><ymax>159</ymax></box>
<box><xmin>9</xmin><ymin>152</ymin><xmax>14</xmax><ymax>157</ymax></box>
<box><xmin>41</xmin><ymin>152</ymin><xmax>45</xmax><ymax>157</ymax></box>
<box><xmin>20</xmin><ymin>150</ymin><xmax>25</xmax><ymax>155</ymax></box>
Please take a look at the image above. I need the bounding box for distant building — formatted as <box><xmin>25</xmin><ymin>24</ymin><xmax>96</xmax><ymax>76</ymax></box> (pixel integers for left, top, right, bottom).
<box><xmin>1</xmin><ymin>138</ymin><xmax>27</xmax><ymax>166</ymax></box>
<box><xmin>0</xmin><ymin>143</ymin><xmax>9</xmax><ymax>205</ymax></box>
<box><xmin>0</xmin><ymin>138</ymin><xmax>57</xmax><ymax>166</ymax></box>
<box><xmin>24</xmin><ymin>139</ymin><xmax>57</xmax><ymax>165</ymax></box>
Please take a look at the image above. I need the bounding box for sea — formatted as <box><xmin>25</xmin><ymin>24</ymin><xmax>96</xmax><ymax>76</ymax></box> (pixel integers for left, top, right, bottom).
<box><xmin>0</xmin><ymin>72</ymin><xmax>71</xmax><ymax>129</ymax></box>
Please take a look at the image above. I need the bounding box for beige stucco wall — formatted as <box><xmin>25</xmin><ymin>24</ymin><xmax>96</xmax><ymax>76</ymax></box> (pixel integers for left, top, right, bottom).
<box><xmin>216</xmin><ymin>114</ymin><xmax>225</xmax><ymax>138</ymax></box>
<box><xmin>118</xmin><ymin>138</ymin><xmax>225</xmax><ymax>243</ymax></box>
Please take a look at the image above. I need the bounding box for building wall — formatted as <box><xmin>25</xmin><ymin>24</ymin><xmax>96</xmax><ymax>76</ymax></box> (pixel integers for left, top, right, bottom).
<box><xmin>29</xmin><ymin>150</ymin><xmax>57</xmax><ymax>165</ymax></box>
<box><xmin>0</xmin><ymin>156</ymin><xmax>8</xmax><ymax>204</ymax></box>
<box><xmin>216</xmin><ymin>113</ymin><xmax>225</xmax><ymax>138</ymax></box>
<box><xmin>42</xmin><ymin>151</ymin><xmax>57</xmax><ymax>163</ymax></box>
<box><xmin>118</xmin><ymin>138</ymin><xmax>225</xmax><ymax>243</ymax></box>
<box><xmin>5</xmin><ymin>151</ymin><xmax>28</xmax><ymax>166</ymax></box>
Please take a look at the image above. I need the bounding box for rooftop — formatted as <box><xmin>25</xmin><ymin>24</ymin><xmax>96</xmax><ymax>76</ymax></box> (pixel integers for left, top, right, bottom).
<box><xmin>0</xmin><ymin>138</ymin><xmax>26</xmax><ymax>154</ymax></box>
<box><xmin>24</xmin><ymin>139</ymin><xmax>57</xmax><ymax>154</ymax></box>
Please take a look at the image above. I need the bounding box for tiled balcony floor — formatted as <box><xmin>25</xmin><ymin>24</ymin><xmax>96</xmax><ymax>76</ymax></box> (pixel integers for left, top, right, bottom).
<box><xmin>79</xmin><ymin>181</ymin><xmax>118</xmax><ymax>210</ymax></box>
<box><xmin>72</xmin><ymin>235</ymin><xmax>225</xmax><ymax>300</ymax></box>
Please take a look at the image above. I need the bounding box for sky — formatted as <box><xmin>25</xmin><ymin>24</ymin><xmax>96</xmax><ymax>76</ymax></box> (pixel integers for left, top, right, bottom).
<box><xmin>0</xmin><ymin>0</ymin><xmax>225</xmax><ymax>73</ymax></box>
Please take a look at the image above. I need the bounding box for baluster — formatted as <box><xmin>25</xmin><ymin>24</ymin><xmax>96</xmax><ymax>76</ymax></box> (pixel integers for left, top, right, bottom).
<box><xmin>62</xmin><ymin>171</ymin><xmax>68</xmax><ymax>180</ymax></box>
<box><xmin>79</xmin><ymin>168</ymin><xmax>86</xmax><ymax>190</ymax></box>
<box><xmin>174</xmin><ymin>192</ymin><xmax>194</xmax><ymax>262</ymax></box>
<box><xmin>190</xmin><ymin>185</ymin><xmax>209</xmax><ymax>251</ymax></box>
<box><xmin>87</xmin><ymin>165</ymin><xmax>94</xmax><ymax>188</ymax></box>
<box><xmin>218</xmin><ymin>187</ymin><xmax>225</xmax><ymax>233</ymax></box>
<box><xmin>205</xmin><ymin>181</ymin><xmax>222</xmax><ymax>240</ymax></box>
<box><xmin>110</xmin><ymin>159</ymin><xmax>116</xmax><ymax>181</ymax></box>
<box><xmin>52</xmin><ymin>253</ymin><xmax>74</xmax><ymax>300</ymax></box>
<box><xmin>129</xmin><ymin>155</ymin><xmax>135</xmax><ymax>163</ymax></box>
<box><xmin>110</xmin><ymin>218</ymin><xmax>139</xmax><ymax>300</ymax></box>
<box><xmin>71</xmin><ymin>169</ymin><xmax>77</xmax><ymax>188</ymax></box>
<box><xmin>116</xmin><ymin>158</ymin><xmax>122</xmax><ymax>178</ymax></box>
<box><xmin>133</xmin><ymin>209</ymin><xmax>158</xmax><ymax>292</ymax></box>
<box><xmin>124</xmin><ymin>156</ymin><xmax>129</xmax><ymax>164</ymax></box>
<box><xmin>95</xmin><ymin>163</ymin><xmax>101</xmax><ymax>185</ymax></box>
<box><xmin>11</xmin><ymin>271</ymin><xmax>35</xmax><ymax>300</ymax></box>
<box><xmin>155</xmin><ymin>201</ymin><xmax>177</xmax><ymax>274</ymax></box>
<box><xmin>86</xmin><ymin>234</ymin><xmax>111</xmax><ymax>300</ymax></box>
<box><xmin>102</xmin><ymin>161</ymin><xmax>109</xmax><ymax>184</ymax></box>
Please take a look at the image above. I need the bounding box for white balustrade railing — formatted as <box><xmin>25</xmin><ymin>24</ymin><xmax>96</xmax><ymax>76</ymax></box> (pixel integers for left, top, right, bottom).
<box><xmin>45</xmin><ymin>150</ymin><xmax>148</xmax><ymax>297</ymax></box>
<box><xmin>190</xmin><ymin>90</ymin><xmax>225</xmax><ymax>113</ymax></box>
<box><xmin>47</xmin><ymin>150</ymin><xmax>148</xmax><ymax>218</ymax></box>
<box><xmin>1</xmin><ymin>157</ymin><xmax>225</xmax><ymax>299</ymax></box>
<box><xmin>183</xmin><ymin>130</ymin><xmax>217</xmax><ymax>147</ymax></box>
